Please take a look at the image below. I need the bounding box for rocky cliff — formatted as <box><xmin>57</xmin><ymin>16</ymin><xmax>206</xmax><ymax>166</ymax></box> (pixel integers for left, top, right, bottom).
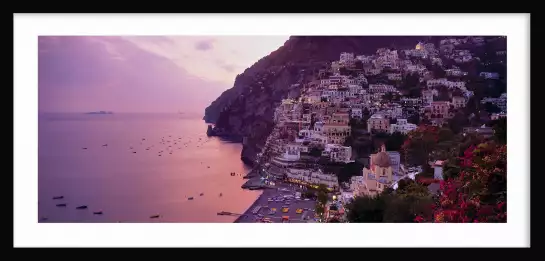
<box><xmin>204</xmin><ymin>36</ymin><xmax>433</xmax><ymax>165</ymax></box>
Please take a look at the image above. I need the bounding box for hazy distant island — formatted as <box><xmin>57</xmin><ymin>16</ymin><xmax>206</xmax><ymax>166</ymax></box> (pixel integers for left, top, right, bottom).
<box><xmin>85</xmin><ymin>111</ymin><xmax>114</xmax><ymax>115</ymax></box>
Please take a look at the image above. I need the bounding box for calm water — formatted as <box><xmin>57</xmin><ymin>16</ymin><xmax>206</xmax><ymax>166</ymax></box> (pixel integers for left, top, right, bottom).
<box><xmin>38</xmin><ymin>113</ymin><xmax>261</xmax><ymax>223</ymax></box>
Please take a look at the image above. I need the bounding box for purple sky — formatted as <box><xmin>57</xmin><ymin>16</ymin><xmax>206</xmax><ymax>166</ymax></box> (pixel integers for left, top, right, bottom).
<box><xmin>38</xmin><ymin>36</ymin><xmax>288</xmax><ymax>114</ymax></box>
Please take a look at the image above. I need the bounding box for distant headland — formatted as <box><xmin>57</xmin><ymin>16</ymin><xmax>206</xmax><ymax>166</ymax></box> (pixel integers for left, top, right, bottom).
<box><xmin>85</xmin><ymin>111</ymin><xmax>114</xmax><ymax>115</ymax></box>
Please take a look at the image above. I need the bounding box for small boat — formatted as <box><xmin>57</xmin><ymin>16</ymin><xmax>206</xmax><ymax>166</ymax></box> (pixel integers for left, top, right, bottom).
<box><xmin>93</xmin><ymin>211</ymin><xmax>103</xmax><ymax>215</ymax></box>
<box><xmin>56</xmin><ymin>203</ymin><xmax>67</xmax><ymax>207</ymax></box>
<box><xmin>132</xmin><ymin>151</ymin><xmax>136</xmax><ymax>153</ymax></box>
<box><xmin>76</xmin><ymin>205</ymin><xmax>88</xmax><ymax>210</ymax></box>
<box><xmin>230</xmin><ymin>172</ymin><xmax>236</xmax><ymax>176</ymax></box>
<box><xmin>52</xmin><ymin>196</ymin><xmax>64</xmax><ymax>200</ymax></box>
<box><xmin>102</xmin><ymin>144</ymin><xmax>108</xmax><ymax>147</ymax></box>
<box><xmin>207</xmin><ymin>166</ymin><xmax>210</xmax><ymax>168</ymax></box>
<box><xmin>82</xmin><ymin>147</ymin><xmax>88</xmax><ymax>150</ymax></box>
<box><xmin>150</xmin><ymin>215</ymin><xmax>160</xmax><ymax>219</ymax></box>
<box><xmin>200</xmin><ymin>193</ymin><xmax>204</xmax><ymax>196</ymax></box>
<box><xmin>219</xmin><ymin>193</ymin><xmax>223</xmax><ymax>197</ymax></box>
<box><xmin>188</xmin><ymin>197</ymin><xmax>194</xmax><ymax>200</ymax></box>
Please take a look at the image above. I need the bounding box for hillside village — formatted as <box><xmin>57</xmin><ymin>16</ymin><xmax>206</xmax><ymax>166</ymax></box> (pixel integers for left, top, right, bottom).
<box><xmin>253</xmin><ymin>36</ymin><xmax>507</xmax><ymax>222</ymax></box>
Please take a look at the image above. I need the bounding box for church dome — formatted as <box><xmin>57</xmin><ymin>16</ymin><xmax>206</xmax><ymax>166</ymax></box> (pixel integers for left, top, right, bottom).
<box><xmin>374</xmin><ymin>151</ymin><xmax>391</xmax><ymax>168</ymax></box>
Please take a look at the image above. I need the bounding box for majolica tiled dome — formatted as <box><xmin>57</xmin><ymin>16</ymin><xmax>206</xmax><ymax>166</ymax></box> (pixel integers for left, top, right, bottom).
<box><xmin>374</xmin><ymin>151</ymin><xmax>391</xmax><ymax>168</ymax></box>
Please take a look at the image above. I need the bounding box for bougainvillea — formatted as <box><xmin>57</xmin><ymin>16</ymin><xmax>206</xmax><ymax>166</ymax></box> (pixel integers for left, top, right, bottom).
<box><xmin>415</xmin><ymin>141</ymin><xmax>507</xmax><ymax>223</ymax></box>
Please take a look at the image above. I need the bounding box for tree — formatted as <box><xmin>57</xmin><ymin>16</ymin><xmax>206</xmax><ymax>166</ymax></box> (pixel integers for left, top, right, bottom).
<box><xmin>303</xmin><ymin>191</ymin><xmax>316</xmax><ymax>199</ymax></box>
<box><xmin>402</xmin><ymin>125</ymin><xmax>439</xmax><ymax>166</ymax></box>
<box><xmin>407</xmin><ymin>113</ymin><xmax>420</xmax><ymax>125</ymax></box>
<box><xmin>346</xmin><ymin>195</ymin><xmax>386</xmax><ymax>223</ymax></box>
<box><xmin>383</xmin><ymin>92</ymin><xmax>394</xmax><ymax>102</ymax></box>
<box><xmin>491</xmin><ymin>117</ymin><xmax>506</xmax><ymax>144</ymax></box>
<box><xmin>386</xmin><ymin>132</ymin><xmax>407</xmax><ymax>151</ymax></box>
<box><xmin>415</xmin><ymin>141</ymin><xmax>507</xmax><ymax>223</ymax></box>
<box><xmin>309</xmin><ymin>147</ymin><xmax>323</xmax><ymax>157</ymax></box>
<box><xmin>317</xmin><ymin>191</ymin><xmax>328</xmax><ymax>204</ymax></box>
<box><xmin>337</xmin><ymin>161</ymin><xmax>364</xmax><ymax>183</ymax></box>
<box><xmin>315</xmin><ymin>203</ymin><xmax>325</xmax><ymax>217</ymax></box>
<box><xmin>483</xmin><ymin>102</ymin><xmax>502</xmax><ymax>113</ymax></box>
<box><xmin>436</xmin><ymin>86</ymin><xmax>451</xmax><ymax>101</ymax></box>
<box><xmin>447</xmin><ymin>111</ymin><xmax>470</xmax><ymax>134</ymax></box>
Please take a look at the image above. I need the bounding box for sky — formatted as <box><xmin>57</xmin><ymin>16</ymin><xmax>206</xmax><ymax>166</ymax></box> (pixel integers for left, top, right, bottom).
<box><xmin>38</xmin><ymin>36</ymin><xmax>289</xmax><ymax>114</ymax></box>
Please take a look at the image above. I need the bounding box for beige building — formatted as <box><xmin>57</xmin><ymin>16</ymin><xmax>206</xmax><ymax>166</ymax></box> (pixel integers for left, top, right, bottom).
<box><xmin>323</xmin><ymin>123</ymin><xmax>351</xmax><ymax>145</ymax></box>
<box><xmin>367</xmin><ymin>114</ymin><xmax>390</xmax><ymax>133</ymax></box>
<box><xmin>421</xmin><ymin>90</ymin><xmax>434</xmax><ymax>105</ymax></box>
<box><xmin>362</xmin><ymin>145</ymin><xmax>395</xmax><ymax>196</ymax></box>
<box><xmin>329</xmin><ymin>112</ymin><xmax>350</xmax><ymax>125</ymax></box>
<box><xmin>431</xmin><ymin>101</ymin><xmax>451</xmax><ymax>119</ymax></box>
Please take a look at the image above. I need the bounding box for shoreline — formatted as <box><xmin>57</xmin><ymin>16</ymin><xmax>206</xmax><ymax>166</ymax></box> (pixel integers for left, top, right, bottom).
<box><xmin>234</xmin><ymin>188</ymin><xmax>276</xmax><ymax>223</ymax></box>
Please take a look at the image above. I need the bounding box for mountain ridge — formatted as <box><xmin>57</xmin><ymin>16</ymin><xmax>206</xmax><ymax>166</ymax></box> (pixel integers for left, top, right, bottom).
<box><xmin>203</xmin><ymin>36</ymin><xmax>437</xmax><ymax>165</ymax></box>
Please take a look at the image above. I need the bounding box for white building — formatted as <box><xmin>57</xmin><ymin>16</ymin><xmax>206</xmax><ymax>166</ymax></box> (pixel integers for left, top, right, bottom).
<box><xmin>351</xmin><ymin>108</ymin><xmax>362</xmax><ymax>119</ymax></box>
<box><xmin>491</xmin><ymin>112</ymin><xmax>507</xmax><ymax>120</ymax></box>
<box><xmin>480</xmin><ymin>72</ymin><xmax>500</xmax><ymax>79</ymax></box>
<box><xmin>369</xmin><ymin>84</ymin><xmax>396</xmax><ymax>94</ymax></box>
<box><xmin>446</xmin><ymin>81</ymin><xmax>466</xmax><ymax>90</ymax></box>
<box><xmin>323</xmin><ymin>144</ymin><xmax>353</xmax><ymax>163</ymax></box>
<box><xmin>389</xmin><ymin>118</ymin><xmax>417</xmax><ymax>134</ymax></box>
<box><xmin>286</xmin><ymin>168</ymin><xmax>339</xmax><ymax>189</ymax></box>
<box><xmin>387</xmin><ymin>73</ymin><xmax>402</xmax><ymax>81</ymax></box>
<box><xmin>445</xmin><ymin>68</ymin><xmax>467</xmax><ymax>77</ymax></box>
<box><xmin>340</xmin><ymin>52</ymin><xmax>355</xmax><ymax>65</ymax></box>
<box><xmin>283</xmin><ymin>143</ymin><xmax>301</xmax><ymax>161</ymax></box>
<box><xmin>427</xmin><ymin>78</ymin><xmax>448</xmax><ymax>88</ymax></box>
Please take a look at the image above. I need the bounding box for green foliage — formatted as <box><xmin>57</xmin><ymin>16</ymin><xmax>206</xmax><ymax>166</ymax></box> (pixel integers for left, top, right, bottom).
<box><xmin>483</xmin><ymin>102</ymin><xmax>502</xmax><ymax>113</ymax></box>
<box><xmin>309</xmin><ymin>147</ymin><xmax>323</xmax><ymax>157</ymax></box>
<box><xmin>386</xmin><ymin>132</ymin><xmax>408</xmax><ymax>151</ymax></box>
<box><xmin>346</xmin><ymin>181</ymin><xmax>434</xmax><ymax>223</ymax></box>
<box><xmin>491</xmin><ymin>117</ymin><xmax>506</xmax><ymax>144</ymax></box>
<box><xmin>337</xmin><ymin>161</ymin><xmax>364</xmax><ymax>183</ymax></box>
<box><xmin>346</xmin><ymin>195</ymin><xmax>387</xmax><ymax>223</ymax></box>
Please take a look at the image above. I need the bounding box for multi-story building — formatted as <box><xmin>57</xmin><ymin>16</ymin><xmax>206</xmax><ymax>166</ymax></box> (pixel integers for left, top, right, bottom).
<box><xmin>427</xmin><ymin>78</ymin><xmax>448</xmax><ymax>88</ymax></box>
<box><xmin>323</xmin><ymin>144</ymin><xmax>353</xmax><ymax>163</ymax></box>
<box><xmin>340</xmin><ymin>52</ymin><xmax>355</xmax><ymax>66</ymax></box>
<box><xmin>286</xmin><ymin>168</ymin><xmax>339</xmax><ymax>190</ymax></box>
<box><xmin>389</xmin><ymin>118</ymin><xmax>417</xmax><ymax>134</ymax></box>
<box><xmin>329</xmin><ymin>112</ymin><xmax>350</xmax><ymax>125</ymax></box>
<box><xmin>421</xmin><ymin>90</ymin><xmax>434</xmax><ymax>105</ymax></box>
<box><xmin>480</xmin><ymin>72</ymin><xmax>500</xmax><ymax>80</ymax></box>
<box><xmin>361</xmin><ymin>145</ymin><xmax>396</xmax><ymax>196</ymax></box>
<box><xmin>491</xmin><ymin>112</ymin><xmax>507</xmax><ymax>120</ymax></box>
<box><xmin>451</xmin><ymin>96</ymin><xmax>466</xmax><ymax>109</ymax></box>
<box><xmin>369</xmin><ymin>84</ymin><xmax>396</xmax><ymax>94</ymax></box>
<box><xmin>367</xmin><ymin>113</ymin><xmax>390</xmax><ymax>133</ymax></box>
<box><xmin>481</xmin><ymin>93</ymin><xmax>507</xmax><ymax>112</ymax></box>
<box><xmin>431</xmin><ymin>101</ymin><xmax>451</xmax><ymax>119</ymax></box>
<box><xmin>351</xmin><ymin>108</ymin><xmax>362</xmax><ymax>119</ymax></box>
<box><xmin>387</xmin><ymin>73</ymin><xmax>402</xmax><ymax>81</ymax></box>
<box><xmin>400</xmin><ymin>97</ymin><xmax>422</xmax><ymax>107</ymax></box>
<box><xmin>323</xmin><ymin>123</ymin><xmax>351</xmax><ymax>145</ymax></box>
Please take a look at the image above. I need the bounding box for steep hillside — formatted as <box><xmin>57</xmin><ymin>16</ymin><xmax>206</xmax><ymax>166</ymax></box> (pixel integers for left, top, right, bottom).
<box><xmin>204</xmin><ymin>36</ymin><xmax>432</xmax><ymax>165</ymax></box>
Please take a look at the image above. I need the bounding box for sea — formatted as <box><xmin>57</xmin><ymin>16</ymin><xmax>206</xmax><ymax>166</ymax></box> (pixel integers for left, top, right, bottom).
<box><xmin>38</xmin><ymin>113</ymin><xmax>261</xmax><ymax>223</ymax></box>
